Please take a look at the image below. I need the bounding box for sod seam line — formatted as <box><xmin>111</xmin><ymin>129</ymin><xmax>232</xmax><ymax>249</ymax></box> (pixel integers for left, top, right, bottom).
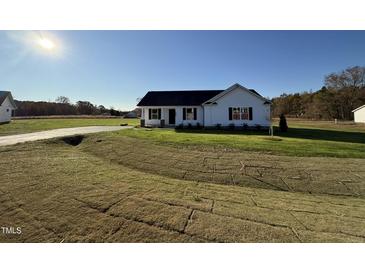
<box><xmin>72</xmin><ymin>197</ymin><xmax>212</xmax><ymax>242</ymax></box>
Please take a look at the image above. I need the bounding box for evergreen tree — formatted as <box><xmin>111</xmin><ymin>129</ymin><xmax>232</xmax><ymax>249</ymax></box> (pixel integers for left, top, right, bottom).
<box><xmin>279</xmin><ymin>114</ymin><xmax>288</xmax><ymax>132</ymax></box>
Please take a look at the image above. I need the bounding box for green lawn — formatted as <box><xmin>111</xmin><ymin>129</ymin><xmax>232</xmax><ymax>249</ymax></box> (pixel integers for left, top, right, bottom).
<box><xmin>116</xmin><ymin>122</ymin><xmax>365</xmax><ymax>158</ymax></box>
<box><xmin>1</xmin><ymin>118</ymin><xmax>364</xmax><ymax>158</ymax></box>
<box><xmin>273</xmin><ymin>118</ymin><xmax>365</xmax><ymax>132</ymax></box>
<box><xmin>0</xmin><ymin>118</ymin><xmax>140</xmax><ymax>136</ymax></box>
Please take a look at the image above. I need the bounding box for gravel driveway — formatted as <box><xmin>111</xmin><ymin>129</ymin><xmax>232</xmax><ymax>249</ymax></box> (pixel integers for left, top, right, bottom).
<box><xmin>0</xmin><ymin>126</ymin><xmax>131</xmax><ymax>146</ymax></box>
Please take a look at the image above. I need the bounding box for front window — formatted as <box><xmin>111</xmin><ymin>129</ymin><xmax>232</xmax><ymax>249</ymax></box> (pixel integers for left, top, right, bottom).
<box><xmin>231</xmin><ymin>107</ymin><xmax>250</xmax><ymax>120</ymax></box>
<box><xmin>232</xmin><ymin>107</ymin><xmax>241</xmax><ymax>120</ymax></box>
<box><xmin>241</xmin><ymin>107</ymin><xmax>249</xmax><ymax>120</ymax></box>
<box><xmin>151</xmin><ymin>109</ymin><xmax>159</xmax><ymax>119</ymax></box>
<box><xmin>186</xmin><ymin>108</ymin><xmax>194</xmax><ymax>120</ymax></box>
<box><xmin>184</xmin><ymin>108</ymin><xmax>196</xmax><ymax>120</ymax></box>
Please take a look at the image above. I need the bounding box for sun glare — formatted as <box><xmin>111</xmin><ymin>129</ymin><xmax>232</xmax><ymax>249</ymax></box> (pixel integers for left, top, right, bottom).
<box><xmin>38</xmin><ymin>37</ymin><xmax>55</xmax><ymax>50</ymax></box>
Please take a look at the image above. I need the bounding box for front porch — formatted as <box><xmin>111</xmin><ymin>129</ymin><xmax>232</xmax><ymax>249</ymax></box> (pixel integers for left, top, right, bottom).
<box><xmin>140</xmin><ymin>107</ymin><xmax>176</xmax><ymax>128</ymax></box>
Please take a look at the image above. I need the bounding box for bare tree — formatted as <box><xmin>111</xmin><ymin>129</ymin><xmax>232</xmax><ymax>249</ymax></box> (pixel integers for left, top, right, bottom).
<box><xmin>272</xmin><ymin>66</ymin><xmax>365</xmax><ymax>120</ymax></box>
<box><xmin>325</xmin><ymin>66</ymin><xmax>365</xmax><ymax>89</ymax></box>
<box><xmin>55</xmin><ymin>96</ymin><xmax>71</xmax><ymax>104</ymax></box>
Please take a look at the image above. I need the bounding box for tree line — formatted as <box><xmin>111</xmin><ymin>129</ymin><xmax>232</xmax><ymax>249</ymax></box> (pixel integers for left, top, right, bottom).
<box><xmin>271</xmin><ymin>66</ymin><xmax>365</xmax><ymax>120</ymax></box>
<box><xmin>14</xmin><ymin>96</ymin><xmax>127</xmax><ymax>117</ymax></box>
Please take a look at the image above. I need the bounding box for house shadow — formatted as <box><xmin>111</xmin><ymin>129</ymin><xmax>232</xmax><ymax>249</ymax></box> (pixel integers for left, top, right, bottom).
<box><xmin>174</xmin><ymin>127</ymin><xmax>365</xmax><ymax>144</ymax></box>
<box><xmin>275</xmin><ymin>127</ymin><xmax>365</xmax><ymax>144</ymax></box>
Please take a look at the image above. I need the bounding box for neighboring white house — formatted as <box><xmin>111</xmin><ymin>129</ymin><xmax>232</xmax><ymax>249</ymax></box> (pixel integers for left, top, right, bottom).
<box><xmin>352</xmin><ymin>104</ymin><xmax>365</xmax><ymax>123</ymax></box>
<box><xmin>0</xmin><ymin>91</ymin><xmax>17</xmax><ymax>124</ymax></box>
<box><xmin>137</xmin><ymin>83</ymin><xmax>271</xmax><ymax>128</ymax></box>
<box><xmin>124</xmin><ymin>110</ymin><xmax>138</xmax><ymax>118</ymax></box>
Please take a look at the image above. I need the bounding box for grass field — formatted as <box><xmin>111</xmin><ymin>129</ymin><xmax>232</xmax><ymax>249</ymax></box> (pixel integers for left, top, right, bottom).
<box><xmin>1</xmin><ymin>118</ymin><xmax>365</xmax><ymax>242</ymax></box>
<box><xmin>116</xmin><ymin>122</ymin><xmax>365</xmax><ymax>158</ymax></box>
<box><xmin>0</xmin><ymin>118</ymin><xmax>140</xmax><ymax>136</ymax></box>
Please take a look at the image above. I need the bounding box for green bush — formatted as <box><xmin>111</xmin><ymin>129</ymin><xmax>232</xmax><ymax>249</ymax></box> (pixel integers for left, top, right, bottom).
<box><xmin>228</xmin><ymin>123</ymin><xmax>235</xmax><ymax>130</ymax></box>
<box><xmin>175</xmin><ymin>123</ymin><xmax>183</xmax><ymax>129</ymax></box>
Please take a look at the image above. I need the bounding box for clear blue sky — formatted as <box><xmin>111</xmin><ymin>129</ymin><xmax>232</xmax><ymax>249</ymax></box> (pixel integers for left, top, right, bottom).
<box><xmin>0</xmin><ymin>30</ymin><xmax>364</xmax><ymax>110</ymax></box>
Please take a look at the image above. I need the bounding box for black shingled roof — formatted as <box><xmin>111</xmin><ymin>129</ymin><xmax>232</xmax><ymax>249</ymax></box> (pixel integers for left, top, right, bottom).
<box><xmin>137</xmin><ymin>90</ymin><xmax>224</xmax><ymax>106</ymax></box>
<box><xmin>0</xmin><ymin>91</ymin><xmax>11</xmax><ymax>105</ymax></box>
<box><xmin>137</xmin><ymin>88</ymin><xmax>264</xmax><ymax>106</ymax></box>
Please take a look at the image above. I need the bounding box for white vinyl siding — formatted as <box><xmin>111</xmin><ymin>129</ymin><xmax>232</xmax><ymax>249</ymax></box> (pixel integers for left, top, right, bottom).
<box><xmin>0</xmin><ymin>96</ymin><xmax>16</xmax><ymax>123</ymax></box>
<box><xmin>204</xmin><ymin>86</ymin><xmax>271</xmax><ymax>127</ymax></box>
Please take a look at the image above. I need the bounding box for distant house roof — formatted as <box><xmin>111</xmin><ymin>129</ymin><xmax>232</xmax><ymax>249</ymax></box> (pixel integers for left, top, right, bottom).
<box><xmin>0</xmin><ymin>91</ymin><xmax>17</xmax><ymax>108</ymax></box>
<box><xmin>124</xmin><ymin>111</ymin><xmax>138</xmax><ymax>118</ymax></box>
<box><xmin>137</xmin><ymin>86</ymin><xmax>265</xmax><ymax>107</ymax></box>
<box><xmin>352</xmin><ymin>104</ymin><xmax>365</xmax><ymax>112</ymax></box>
<box><xmin>137</xmin><ymin>90</ymin><xmax>224</xmax><ymax>106</ymax></box>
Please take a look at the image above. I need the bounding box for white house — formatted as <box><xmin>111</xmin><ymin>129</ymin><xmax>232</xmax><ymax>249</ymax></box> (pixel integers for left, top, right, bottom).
<box><xmin>352</xmin><ymin>104</ymin><xmax>365</xmax><ymax>123</ymax></box>
<box><xmin>0</xmin><ymin>91</ymin><xmax>17</xmax><ymax>124</ymax></box>
<box><xmin>124</xmin><ymin>110</ymin><xmax>138</xmax><ymax>118</ymax></box>
<box><xmin>137</xmin><ymin>83</ymin><xmax>271</xmax><ymax>128</ymax></box>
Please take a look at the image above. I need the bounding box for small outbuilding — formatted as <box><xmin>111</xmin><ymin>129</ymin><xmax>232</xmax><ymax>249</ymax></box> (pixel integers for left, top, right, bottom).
<box><xmin>124</xmin><ymin>111</ymin><xmax>138</xmax><ymax>118</ymax></box>
<box><xmin>352</xmin><ymin>105</ymin><xmax>365</xmax><ymax>123</ymax></box>
<box><xmin>0</xmin><ymin>91</ymin><xmax>17</xmax><ymax>124</ymax></box>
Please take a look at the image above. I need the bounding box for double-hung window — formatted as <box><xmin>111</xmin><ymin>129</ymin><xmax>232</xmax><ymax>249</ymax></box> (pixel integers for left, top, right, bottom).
<box><xmin>149</xmin><ymin>108</ymin><xmax>161</xmax><ymax>120</ymax></box>
<box><xmin>241</xmin><ymin>107</ymin><xmax>249</xmax><ymax>120</ymax></box>
<box><xmin>232</xmin><ymin>107</ymin><xmax>241</xmax><ymax>120</ymax></box>
<box><xmin>229</xmin><ymin>107</ymin><xmax>252</xmax><ymax>120</ymax></box>
<box><xmin>183</xmin><ymin>108</ymin><xmax>197</xmax><ymax>120</ymax></box>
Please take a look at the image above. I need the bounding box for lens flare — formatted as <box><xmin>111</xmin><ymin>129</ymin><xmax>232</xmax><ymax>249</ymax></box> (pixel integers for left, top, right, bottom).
<box><xmin>38</xmin><ymin>38</ymin><xmax>55</xmax><ymax>50</ymax></box>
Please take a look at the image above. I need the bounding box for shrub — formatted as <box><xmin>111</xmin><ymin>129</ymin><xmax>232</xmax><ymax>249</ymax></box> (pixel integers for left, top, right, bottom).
<box><xmin>196</xmin><ymin>122</ymin><xmax>202</xmax><ymax>129</ymax></box>
<box><xmin>187</xmin><ymin>123</ymin><xmax>193</xmax><ymax>129</ymax></box>
<box><xmin>175</xmin><ymin>123</ymin><xmax>183</xmax><ymax>129</ymax></box>
<box><xmin>228</xmin><ymin>123</ymin><xmax>235</xmax><ymax>130</ymax></box>
<box><xmin>255</xmin><ymin>124</ymin><xmax>262</xmax><ymax>131</ymax></box>
<box><xmin>242</xmin><ymin>123</ymin><xmax>248</xmax><ymax>130</ymax></box>
<box><xmin>215</xmin><ymin>123</ymin><xmax>222</xmax><ymax>130</ymax></box>
<box><xmin>279</xmin><ymin>114</ymin><xmax>288</xmax><ymax>132</ymax></box>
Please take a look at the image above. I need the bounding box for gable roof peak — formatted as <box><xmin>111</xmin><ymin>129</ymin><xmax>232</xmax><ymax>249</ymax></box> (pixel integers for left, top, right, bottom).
<box><xmin>202</xmin><ymin>83</ymin><xmax>269</xmax><ymax>104</ymax></box>
<box><xmin>352</xmin><ymin>104</ymin><xmax>365</xmax><ymax>112</ymax></box>
<box><xmin>0</xmin><ymin>91</ymin><xmax>17</xmax><ymax>108</ymax></box>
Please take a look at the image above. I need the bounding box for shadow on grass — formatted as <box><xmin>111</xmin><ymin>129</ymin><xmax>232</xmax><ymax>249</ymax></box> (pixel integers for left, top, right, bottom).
<box><xmin>276</xmin><ymin>127</ymin><xmax>365</xmax><ymax>144</ymax></box>
<box><xmin>174</xmin><ymin>126</ymin><xmax>365</xmax><ymax>144</ymax></box>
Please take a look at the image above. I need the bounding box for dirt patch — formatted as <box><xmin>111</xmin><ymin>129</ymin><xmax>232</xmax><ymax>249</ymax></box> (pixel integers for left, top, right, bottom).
<box><xmin>61</xmin><ymin>135</ymin><xmax>85</xmax><ymax>146</ymax></box>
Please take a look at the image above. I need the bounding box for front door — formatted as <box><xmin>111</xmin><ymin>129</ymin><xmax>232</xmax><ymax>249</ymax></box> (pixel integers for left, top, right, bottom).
<box><xmin>168</xmin><ymin>109</ymin><xmax>176</xmax><ymax>125</ymax></box>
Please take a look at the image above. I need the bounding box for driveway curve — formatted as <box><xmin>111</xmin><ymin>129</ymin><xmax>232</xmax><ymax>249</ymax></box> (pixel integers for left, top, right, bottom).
<box><xmin>0</xmin><ymin>126</ymin><xmax>131</xmax><ymax>147</ymax></box>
